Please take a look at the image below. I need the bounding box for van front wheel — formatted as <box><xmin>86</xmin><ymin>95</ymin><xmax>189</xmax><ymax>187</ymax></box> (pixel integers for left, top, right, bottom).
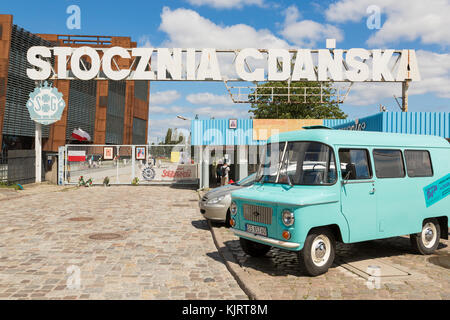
<box><xmin>239</xmin><ymin>238</ymin><xmax>271</xmax><ymax>257</ymax></box>
<box><xmin>299</xmin><ymin>228</ymin><xmax>336</xmax><ymax>276</ymax></box>
<box><xmin>410</xmin><ymin>219</ymin><xmax>441</xmax><ymax>255</ymax></box>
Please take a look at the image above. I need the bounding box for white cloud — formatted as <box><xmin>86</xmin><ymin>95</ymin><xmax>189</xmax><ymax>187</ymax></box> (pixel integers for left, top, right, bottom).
<box><xmin>344</xmin><ymin>83</ymin><xmax>400</xmax><ymax>106</ymax></box>
<box><xmin>280</xmin><ymin>5</ymin><xmax>344</xmax><ymax>47</ymax></box>
<box><xmin>159</xmin><ymin>7</ymin><xmax>289</xmax><ymax>49</ymax></box>
<box><xmin>194</xmin><ymin>106</ymin><xmax>250</xmax><ymax>118</ymax></box>
<box><xmin>325</xmin><ymin>0</ymin><xmax>450</xmax><ymax>47</ymax></box>
<box><xmin>149</xmin><ymin>105</ymin><xmax>185</xmax><ymax>114</ymax></box>
<box><xmin>186</xmin><ymin>92</ymin><xmax>235</xmax><ymax>106</ymax></box>
<box><xmin>148</xmin><ymin>118</ymin><xmax>191</xmax><ymax>141</ymax></box>
<box><xmin>186</xmin><ymin>0</ymin><xmax>265</xmax><ymax>9</ymax></box>
<box><xmin>138</xmin><ymin>35</ymin><xmax>153</xmax><ymax>48</ymax></box>
<box><xmin>410</xmin><ymin>50</ymin><xmax>450</xmax><ymax>98</ymax></box>
<box><xmin>343</xmin><ymin>50</ymin><xmax>450</xmax><ymax>105</ymax></box>
<box><xmin>150</xmin><ymin>90</ymin><xmax>181</xmax><ymax>105</ymax></box>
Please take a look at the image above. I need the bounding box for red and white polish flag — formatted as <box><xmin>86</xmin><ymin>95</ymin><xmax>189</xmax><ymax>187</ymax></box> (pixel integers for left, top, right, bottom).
<box><xmin>68</xmin><ymin>150</ymin><xmax>86</xmax><ymax>162</ymax></box>
<box><xmin>71</xmin><ymin>128</ymin><xmax>91</xmax><ymax>142</ymax></box>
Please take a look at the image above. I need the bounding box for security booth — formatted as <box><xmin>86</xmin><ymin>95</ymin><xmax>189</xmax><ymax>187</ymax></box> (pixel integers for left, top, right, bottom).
<box><xmin>190</xmin><ymin>118</ymin><xmax>340</xmax><ymax>189</ymax></box>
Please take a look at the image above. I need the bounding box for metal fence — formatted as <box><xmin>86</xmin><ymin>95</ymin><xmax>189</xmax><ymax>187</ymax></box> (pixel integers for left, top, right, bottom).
<box><xmin>7</xmin><ymin>149</ymin><xmax>43</xmax><ymax>184</ymax></box>
<box><xmin>0</xmin><ymin>158</ymin><xmax>7</xmax><ymax>183</ymax></box>
<box><xmin>63</xmin><ymin>144</ymin><xmax>198</xmax><ymax>185</ymax></box>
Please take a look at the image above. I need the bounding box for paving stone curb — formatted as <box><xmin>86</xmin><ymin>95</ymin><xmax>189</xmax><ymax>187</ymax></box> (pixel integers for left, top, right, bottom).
<box><xmin>208</xmin><ymin>220</ymin><xmax>260</xmax><ymax>300</ymax></box>
<box><xmin>197</xmin><ymin>189</ymin><xmax>261</xmax><ymax>300</ymax></box>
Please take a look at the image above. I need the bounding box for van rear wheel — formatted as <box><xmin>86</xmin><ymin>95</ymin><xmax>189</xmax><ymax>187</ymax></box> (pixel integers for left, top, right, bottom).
<box><xmin>299</xmin><ymin>228</ymin><xmax>335</xmax><ymax>276</ymax></box>
<box><xmin>410</xmin><ymin>219</ymin><xmax>441</xmax><ymax>255</ymax></box>
<box><xmin>239</xmin><ymin>238</ymin><xmax>271</xmax><ymax>257</ymax></box>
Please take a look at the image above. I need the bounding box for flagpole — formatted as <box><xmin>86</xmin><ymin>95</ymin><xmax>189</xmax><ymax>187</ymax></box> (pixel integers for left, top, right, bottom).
<box><xmin>35</xmin><ymin>122</ymin><xmax>42</xmax><ymax>183</ymax></box>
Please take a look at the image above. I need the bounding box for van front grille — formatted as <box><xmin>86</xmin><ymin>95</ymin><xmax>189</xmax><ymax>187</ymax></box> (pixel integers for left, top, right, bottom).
<box><xmin>243</xmin><ymin>204</ymin><xmax>273</xmax><ymax>225</ymax></box>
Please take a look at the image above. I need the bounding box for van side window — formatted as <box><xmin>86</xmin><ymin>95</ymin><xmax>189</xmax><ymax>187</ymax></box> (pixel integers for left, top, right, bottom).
<box><xmin>373</xmin><ymin>149</ymin><xmax>405</xmax><ymax>178</ymax></box>
<box><xmin>338</xmin><ymin>149</ymin><xmax>372</xmax><ymax>180</ymax></box>
<box><xmin>404</xmin><ymin>150</ymin><xmax>433</xmax><ymax>177</ymax></box>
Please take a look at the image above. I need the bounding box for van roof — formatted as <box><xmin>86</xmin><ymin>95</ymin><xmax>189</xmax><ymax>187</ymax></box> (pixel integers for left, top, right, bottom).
<box><xmin>267</xmin><ymin>129</ymin><xmax>450</xmax><ymax>148</ymax></box>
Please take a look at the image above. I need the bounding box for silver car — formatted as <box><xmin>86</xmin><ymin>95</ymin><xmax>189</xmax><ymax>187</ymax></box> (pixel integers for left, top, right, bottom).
<box><xmin>199</xmin><ymin>173</ymin><xmax>256</xmax><ymax>227</ymax></box>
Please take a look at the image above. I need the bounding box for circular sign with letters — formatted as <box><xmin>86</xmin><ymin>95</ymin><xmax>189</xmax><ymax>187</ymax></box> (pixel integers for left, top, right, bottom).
<box><xmin>26</xmin><ymin>81</ymin><xmax>66</xmax><ymax>125</ymax></box>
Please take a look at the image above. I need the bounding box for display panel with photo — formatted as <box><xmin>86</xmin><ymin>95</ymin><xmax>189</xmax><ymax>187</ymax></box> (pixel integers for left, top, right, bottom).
<box><xmin>136</xmin><ymin>147</ymin><xmax>146</xmax><ymax>160</ymax></box>
<box><xmin>103</xmin><ymin>147</ymin><xmax>114</xmax><ymax>160</ymax></box>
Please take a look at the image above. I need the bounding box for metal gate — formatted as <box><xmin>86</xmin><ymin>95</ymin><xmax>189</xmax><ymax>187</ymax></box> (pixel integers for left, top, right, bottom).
<box><xmin>61</xmin><ymin>144</ymin><xmax>198</xmax><ymax>185</ymax></box>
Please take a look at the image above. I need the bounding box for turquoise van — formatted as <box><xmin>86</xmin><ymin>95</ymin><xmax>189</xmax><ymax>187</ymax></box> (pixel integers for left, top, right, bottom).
<box><xmin>229</xmin><ymin>128</ymin><xmax>450</xmax><ymax>276</ymax></box>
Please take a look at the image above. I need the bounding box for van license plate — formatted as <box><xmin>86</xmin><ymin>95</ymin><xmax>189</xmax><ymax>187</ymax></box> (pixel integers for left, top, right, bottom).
<box><xmin>246</xmin><ymin>224</ymin><xmax>267</xmax><ymax>237</ymax></box>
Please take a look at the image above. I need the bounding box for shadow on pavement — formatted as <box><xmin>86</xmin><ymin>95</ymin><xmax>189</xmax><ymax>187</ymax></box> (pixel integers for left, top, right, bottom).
<box><xmin>191</xmin><ymin>219</ymin><xmax>210</xmax><ymax>231</ymax></box>
<box><xmin>169</xmin><ymin>183</ymin><xmax>198</xmax><ymax>190</ymax></box>
<box><xmin>218</xmin><ymin>236</ymin><xmax>449</xmax><ymax>278</ymax></box>
<box><xmin>206</xmin><ymin>251</ymin><xmax>226</xmax><ymax>265</ymax></box>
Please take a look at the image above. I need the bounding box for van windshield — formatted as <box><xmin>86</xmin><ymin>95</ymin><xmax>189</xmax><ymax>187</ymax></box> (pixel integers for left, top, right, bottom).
<box><xmin>257</xmin><ymin>141</ymin><xmax>337</xmax><ymax>185</ymax></box>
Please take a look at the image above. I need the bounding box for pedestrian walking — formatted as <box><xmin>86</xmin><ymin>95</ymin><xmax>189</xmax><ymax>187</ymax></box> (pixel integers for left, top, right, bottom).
<box><xmin>221</xmin><ymin>162</ymin><xmax>230</xmax><ymax>186</ymax></box>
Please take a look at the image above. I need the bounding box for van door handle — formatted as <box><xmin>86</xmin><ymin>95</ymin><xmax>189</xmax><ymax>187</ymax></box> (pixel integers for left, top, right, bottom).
<box><xmin>369</xmin><ymin>188</ymin><xmax>376</xmax><ymax>194</ymax></box>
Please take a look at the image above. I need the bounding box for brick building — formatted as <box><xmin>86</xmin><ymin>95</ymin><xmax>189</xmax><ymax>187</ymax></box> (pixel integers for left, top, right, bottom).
<box><xmin>0</xmin><ymin>14</ymin><xmax>150</xmax><ymax>159</ymax></box>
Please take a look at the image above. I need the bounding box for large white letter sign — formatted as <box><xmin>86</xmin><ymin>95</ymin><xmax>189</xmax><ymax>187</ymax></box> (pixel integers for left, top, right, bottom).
<box><xmin>186</xmin><ymin>48</ymin><xmax>196</xmax><ymax>81</ymax></box>
<box><xmin>102</xmin><ymin>47</ymin><xmax>131</xmax><ymax>81</ymax></box>
<box><xmin>318</xmin><ymin>49</ymin><xmax>343</xmax><ymax>81</ymax></box>
<box><xmin>197</xmin><ymin>49</ymin><xmax>222</xmax><ymax>81</ymax></box>
<box><xmin>395</xmin><ymin>50</ymin><xmax>421</xmax><ymax>81</ymax></box>
<box><xmin>71</xmin><ymin>47</ymin><xmax>101</xmax><ymax>80</ymax></box>
<box><xmin>346</xmin><ymin>49</ymin><xmax>370</xmax><ymax>82</ymax></box>
<box><xmin>372</xmin><ymin>49</ymin><xmax>394</xmax><ymax>81</ymax></box>
<box><xmin>53</xmin><ymin>47</ymin><xmax>73</xmax><ymax>79</ymax></box>
<box><xmin>235</xmin><ymin>48</ymin><xmax>265</xmax><ymax>81</ymax></box>
<box><xmin>268</xmin><ymin>49</ymin><xmax>291</xmax><ymax>81</ymax></box>
<box><xmin>131</xmin><ymin>48</ymin><xmax>155</xmax><ymax>80</ymax></box>
<box><xmin>158</xmin><ymin>48</ymin><xmax>182</xmax><ymax>80</ymax></box>
<box><xmin>27</xmin><ymin>46</ymin><xmax>52</xmax><ymax>80</ymax></box>
<box><xmin>292</xmin><ymin>50</ymin><xmax>316</xmax><ymax>81</ymax></box>
<box><xmin>25</xmin><ymin>43</ymin><xmax>421</xmax><ymax>83</ymax></box>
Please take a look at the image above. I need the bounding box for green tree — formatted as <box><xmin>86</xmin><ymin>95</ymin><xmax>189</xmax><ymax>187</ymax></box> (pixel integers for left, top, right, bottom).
<box><xmin>162</xmin><ymin>128</ymin><xmax>184</xmax><ymax>158</ymax></box>
<box><xmin>248</xmin><ymin>81</ymin><xmax>347</xmax><ymax>119</ymax></box>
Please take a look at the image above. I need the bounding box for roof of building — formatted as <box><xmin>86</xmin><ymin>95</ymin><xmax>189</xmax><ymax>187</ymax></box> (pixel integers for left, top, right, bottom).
<box><xmin>268</xmin><ymin>129</ymin><xmax>450</xmax><ymax>148</ymax></box>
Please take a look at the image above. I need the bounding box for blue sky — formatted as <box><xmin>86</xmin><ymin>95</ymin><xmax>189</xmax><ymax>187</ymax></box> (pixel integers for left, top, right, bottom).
<box><xmin>2</xmin><ymin>0</ymin><xmax>450</xmax><ymax>141</ymax></box>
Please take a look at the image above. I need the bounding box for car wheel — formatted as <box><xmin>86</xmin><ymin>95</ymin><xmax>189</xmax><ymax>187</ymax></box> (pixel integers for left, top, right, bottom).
<box><xmin>239</xmin><ymin>238</ymin><xmax>271</xmax><ymax>257</ymax></box>
<box><xmin>299</xmin><ymin>228</ymin><xmax>335</xmax><ymax>277</ymax></box>
<box><xmin>410</xmin><ymin>219</ymin><xmax>441</xmax><ymax>255</ymax></box>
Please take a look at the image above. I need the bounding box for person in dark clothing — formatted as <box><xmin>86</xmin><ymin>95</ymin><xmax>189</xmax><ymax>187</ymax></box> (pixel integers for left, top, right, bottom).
<box><xmin>216</xmin><ymin>162</ymin><xmax>223</xmax><ymax>186</ymax></box>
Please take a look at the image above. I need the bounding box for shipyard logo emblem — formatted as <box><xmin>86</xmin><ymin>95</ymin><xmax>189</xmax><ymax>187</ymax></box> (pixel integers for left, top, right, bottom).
<box><xmin>142</xmin><ymin>165</ymin><xmax>156</xmax><ymax>181</ymax></box>
<box><xmin>26</xmin><ymin>81</ymin><xmax>66</xmax><ymax>125</ymax></box>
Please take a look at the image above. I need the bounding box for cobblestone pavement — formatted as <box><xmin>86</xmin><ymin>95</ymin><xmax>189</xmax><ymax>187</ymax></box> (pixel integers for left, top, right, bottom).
<box><xmin>0</xmin><ymin>185</ymin><xmax>247</xmax><ymax>300</ymax></box>
<box><xmin>213</xmin><ymin>223</ymin><xmax>450</xmax><ymax>300</ymax></box>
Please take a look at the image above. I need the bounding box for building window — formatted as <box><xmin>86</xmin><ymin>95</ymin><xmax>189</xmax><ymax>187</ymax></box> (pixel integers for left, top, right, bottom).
<box><xmin>338</xmin><ymin>149</ymin><xmax>372</xmax><ymax>180</ymax></box>
<box><xmin>132</xmin><ymin>118</ymin><xmax>147</xmax><ymax>145</ymax></box>
<box><xmin>373</xmin><ymin>149</ymin><xmax>405</xmax><ymax>178</ymax></box>
<box><xmin>134</xmin><ymin>81</ymin><xmax>148</xmax><ymax>101</ymax></box>
<box><xmin>404</xmin><ymin>150</ymin><xmax>433</xmax><ymax>177</ymax></box>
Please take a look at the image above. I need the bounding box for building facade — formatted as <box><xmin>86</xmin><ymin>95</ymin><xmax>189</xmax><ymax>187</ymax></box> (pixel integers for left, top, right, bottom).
<box><xmin>0</xmin><ymin>14</ymin><xmax>150</xmax><ymax>161</ymax></box>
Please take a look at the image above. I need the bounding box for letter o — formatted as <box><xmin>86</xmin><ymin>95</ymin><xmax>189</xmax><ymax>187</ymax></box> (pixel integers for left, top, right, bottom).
<box><xmin>103</xmin><ymin>47</ymin><xmax>131</xmax><ymax>81</ymax></box>
<box><xmin>71</xmin><ymin>47</ymin><xmax>101</xmax><ymax>80</ymax></box>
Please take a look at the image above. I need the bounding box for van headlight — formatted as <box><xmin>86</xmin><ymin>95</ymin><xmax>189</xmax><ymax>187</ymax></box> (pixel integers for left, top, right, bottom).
<box><xmin>207</xmin><ymin>196</ymin><xmax>225</xmax><ymax>204</ymax></box>
<box><xmin>230</xmin><ymin>201</ymin><xmax>238</xmax><ymax>215</ymax></box>
<box><xmin>282</xmin><ymin>210</ymin><xmax>295</xmax><ymax>227</ymax></box>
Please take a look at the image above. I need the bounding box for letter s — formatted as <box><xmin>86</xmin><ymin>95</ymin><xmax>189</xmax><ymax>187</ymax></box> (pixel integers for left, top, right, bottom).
<box><xmin>27</xmin><ymin>46</ymin><xmax>52</xmax><ymax>80</ymax></box>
